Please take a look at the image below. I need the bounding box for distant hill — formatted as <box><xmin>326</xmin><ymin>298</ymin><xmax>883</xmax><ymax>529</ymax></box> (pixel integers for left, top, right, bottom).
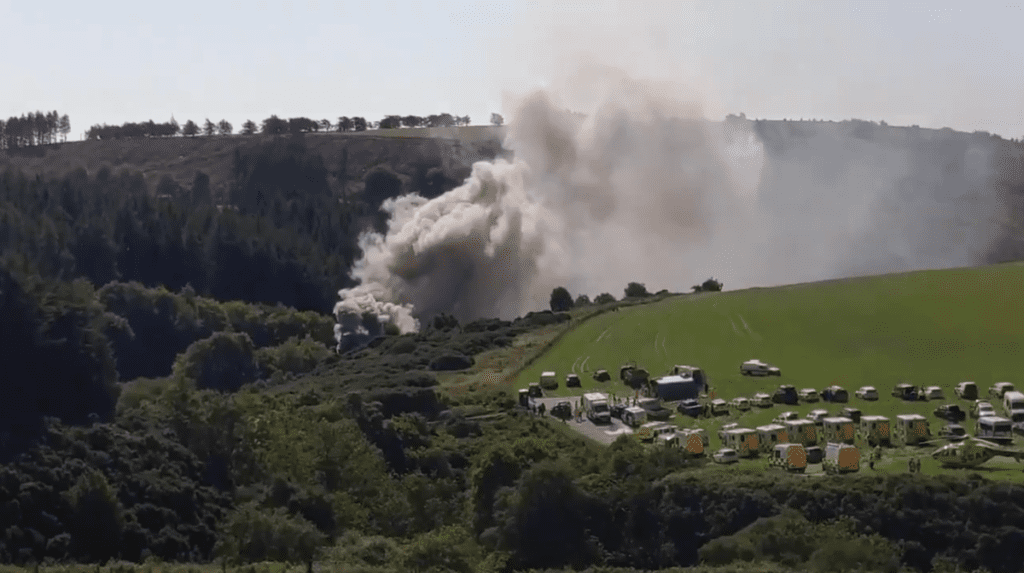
<box><xmin>0</xmin><ymin>125</ymin><xmax>509</xmax><ymax>203</ymax></box>
<box><xmin>3</xmin><ymin>118</ymin><xmax>1022</xmax><ymax>267</ymax></box>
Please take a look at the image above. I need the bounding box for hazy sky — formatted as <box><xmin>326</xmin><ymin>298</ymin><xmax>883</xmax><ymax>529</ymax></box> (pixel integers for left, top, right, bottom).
<box><xmin>2</xmin><ymin>0</ymin><xmax>1022</xmax><ymax>140</ymax></box>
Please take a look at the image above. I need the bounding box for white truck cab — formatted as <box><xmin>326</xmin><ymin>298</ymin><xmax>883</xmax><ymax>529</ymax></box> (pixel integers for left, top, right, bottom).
<box><xmin>740</xmin><ymin>359</ymin><xmax>781</xmax><ymax>377</ymax></box>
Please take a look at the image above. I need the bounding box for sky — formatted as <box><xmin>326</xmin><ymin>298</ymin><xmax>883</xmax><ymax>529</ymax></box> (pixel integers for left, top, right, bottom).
<box><xmin>2</xmin><ymin>0</ymin><xmax>1022</xmax><ymax>140</ymax></box>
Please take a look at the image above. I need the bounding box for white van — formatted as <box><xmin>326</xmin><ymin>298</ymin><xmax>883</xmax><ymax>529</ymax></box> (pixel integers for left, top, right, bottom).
<box><xmin>1002</xmin><ymin>390</ymin><xmax>1024</xmax><ymax>418</ymax></box>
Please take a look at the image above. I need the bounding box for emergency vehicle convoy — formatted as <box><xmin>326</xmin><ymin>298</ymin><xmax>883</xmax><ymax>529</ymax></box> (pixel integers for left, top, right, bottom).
<box><xmin>529</xmin><ymin>367</ymin><xmax>1024</xmax><ymax>473</ymax></box>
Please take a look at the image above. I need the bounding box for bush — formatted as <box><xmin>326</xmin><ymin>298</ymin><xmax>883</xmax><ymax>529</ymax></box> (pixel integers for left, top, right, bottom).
<box><xmin>325</xmin><ymin>531</ymin><xmax>401</xmax><ymax>567</ymax></box>
<box><xmin>256</xmin><ymin>335</ymin><xmax>334</xmax><ymax>377</ymax></box>
<box><xmin>172</xmin><ymin>332</ymin><xmax>259</xmax><ymax>392</ymax></box>
<box><xmin>517</xmin><ymin>311</ymin><xmax>571</xmax><ymax>328</ymax></box>
<box><xmin>65</xmin><ymin>470</ymin><xmax>124</xmax><ymax>562</ymax></box>
<box><xmin>430</xmin><ymin>354</ymin><xmax>475</xmax><ymax>371</ymax></box>
<box><xmin>399</xmin><ymin>525</ymin><xmax>477</xmax><ymax>573</ymax></box>
<box><xmin>431</xmin><ymin>314</ymin><xmax>460</xmax><ymax>331</ymax></box>
<box><xmin>386</xmin><ymin>337</ymin><xmax>418</xmax><ymax>355</ymax></box>
<box><xmin>594</xmin><ymin>293</ymin><xmax>616</xmax><ymax>305</ymax></box>
<box><xmin>214</xmin><ymin>502</ymin><xmax>326</xmax><ymax>566</ymax></box>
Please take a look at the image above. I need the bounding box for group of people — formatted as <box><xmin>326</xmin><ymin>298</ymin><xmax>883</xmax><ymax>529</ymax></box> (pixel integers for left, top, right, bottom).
<box><xmin>865</xmin><ymin>444</ymin><xmax>921</xmax><ymax>473</ymax></box>
<box><xmin>908</xmin><ymin>456</ymin><xmax>921</xmax><ymax>473</ymax></box>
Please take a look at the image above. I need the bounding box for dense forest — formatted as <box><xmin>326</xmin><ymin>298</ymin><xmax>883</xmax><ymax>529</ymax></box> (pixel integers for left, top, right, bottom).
<box><xmin>1</xmin><ymin>124</ymin><xmax>1022</xmax><ymax>573</ymax></box>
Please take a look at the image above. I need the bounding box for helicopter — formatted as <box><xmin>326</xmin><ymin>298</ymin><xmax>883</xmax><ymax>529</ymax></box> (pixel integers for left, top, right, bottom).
<box><xmin>929</xmin><ymin>436</ymin><xmax>1024</xmax><ymax>469</ymax></box>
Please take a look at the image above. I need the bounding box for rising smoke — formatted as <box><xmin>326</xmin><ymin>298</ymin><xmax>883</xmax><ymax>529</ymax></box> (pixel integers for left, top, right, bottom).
<box><xmin>335</xmin><ymin>68</ymin><xmax>1007</xmax><ymax>347</ymax></box>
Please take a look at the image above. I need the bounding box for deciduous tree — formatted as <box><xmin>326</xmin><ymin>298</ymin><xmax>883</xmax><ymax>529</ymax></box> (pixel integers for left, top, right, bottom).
<box><xmin>625</xmin><ymin>282</ymin><xmax>649</xmax><ymax>298</ymax></box>
<box><xmin>261</xmin><ymin>115</ymin><xmax>288</xmax><ymax>135</ymax></box>
<box><xmin>550</xmin><ymin>287</ymin><xmax>573</xmax><ymax>312</ymax></box>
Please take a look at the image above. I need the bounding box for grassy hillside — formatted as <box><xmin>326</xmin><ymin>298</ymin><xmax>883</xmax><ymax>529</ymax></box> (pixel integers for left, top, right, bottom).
<box><xmin>514</xmin><ymin>262</ymin><xmax>1024</xmax><ymax>475</ymax></box>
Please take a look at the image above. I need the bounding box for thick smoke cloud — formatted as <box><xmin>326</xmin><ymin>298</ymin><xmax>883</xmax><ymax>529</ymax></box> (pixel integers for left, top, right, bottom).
<box><xmin>335</xmin><ymin>68</ymin><xmax>1006</xmax><ymax>344</ymax></box>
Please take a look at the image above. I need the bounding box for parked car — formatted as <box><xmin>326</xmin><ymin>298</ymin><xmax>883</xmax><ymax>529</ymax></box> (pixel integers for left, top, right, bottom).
<box><xmin>550</xmin><ymin>401</ymin><xmax>572</xmax><ymax>420</ymax></box>
<box><xmin>774</xmin><ymin>411</ymin><xmax>801</xmax><ymax>424</ymax></box>
<box><xmin>740</xmin><ymin>359</ymin><xmax>781</xmax><ymax>376</ymax></box>
<box><xmin>840</xmin><ymin>407</ymin><xmax>862</xmax><ymax>423</ymax></box>
<box><xmin>717</xmin><ymin>423</ymin><xmax>739</xmax><ymax>443</ymax></box>
<box><xmin>622</xmin><ymin>406</ymin><xmax>647</xmax><ymax>427</ymax></box>
<box><xmin>934</xmin><ymin>404</ymin><xmax>967</xmax><ymax>423</ymax></box>
<box><xmin>955</xmin><ymin>381</ymin><xmax>978</xmax><ymax>400</ymax></box>
<box><xmin>709</xmin><ymin>399</ymin><xmax>729</xmax><ymax>416</ymax></box>
<box><xmin>990</xmin><ymin>382</ymin><xmax>1016</xmax><ymax>400</ymax></box>
<box><xmin>798</xmin><ymin>388</ymin><xmax>820</xmax><ymax>403</ymax></box>
<box><xmin>807</xmin><ymin>409</ymin><xmax>830</xmax><ymax>426</ymax></box>
<box><xmin>772</xmin><ymin>385</ymin><xmax>798</xmax><ymax>405</ymax></box>
<box><xmin>821</xmin><ymin>385</ymin><xmax>849</xmax><ymax>403</ymax></box>
<box><xmin>971</xmin><ymin>401</ymin><xmax>996</xmax><ymax>419</ymax></box>
<box><xmin>730</xmin><ymin>397</ymin><xmax>752</xmax><ymax>412</ymax></box>
<box><xmin>892</xmin><ymin>383</ymin><xmax>920</xmax><ymax>401</ymax></box>
<box><xmin>938</xmin><ymin>423</ymin><xmax>968</xmax><ymax>441</ymax></box>
<box><xmin>923</xmin><ymin>386</ymin><xmax>944</xmax><ymax>400</ymax></box>
<box><xmin>592</xmin><ymin>369</ymin><xmax>611</xmax><ymax>382</ymax></box>
<box><xmin>566</xmin><ymin>373</ymin><xmax>581</xmax><ymax>388</ymax></box>
<box><xmin>855</xmin><ymin>386</ymin><xmax>879</xmax><ymax>401</ymax></box>
<box><xmin>752</xmin><ymin>393</ymin><xmax>773</xmax><ymax>408</ymax></box>
<box><xmin>712</xmin><ymin>448</ymin><xmax>739</xmax><ymax>464</ymax></box>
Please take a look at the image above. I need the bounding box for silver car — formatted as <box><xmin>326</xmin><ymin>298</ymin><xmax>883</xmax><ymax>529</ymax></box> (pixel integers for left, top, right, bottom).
<box><xmin>798</xmin><ymin>388</ymin><xmax>820</xmax><ymax>403</ymax></box>
<box><xmin>855</xmin><ymin>386</ymin><xmax>879</xmax><ymax>401</ymax></box>
<box><xmin>713</xmin><ymin>448</ymin><xmax>739</xmax><ymax>464</ymax></box>
<box><xmin>774</xmin><ymin>411</ymin><xmax>801</xmax><ymax>424</ymax></box>
<box><xmin>807</xmin><ymin>409</ymin><xmax>830</xmax><ymax>426</ymax></box>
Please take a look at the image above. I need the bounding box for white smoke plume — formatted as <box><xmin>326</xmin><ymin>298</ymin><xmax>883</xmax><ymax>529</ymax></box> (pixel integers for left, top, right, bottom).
<box><xmin>333</xmin><ymin>70</ymin><xmax>770</xmax><ymax>338</ymax></box>
<box><xmin>335</xmin><ymin>66</ymin><xmax>1006</xmax><ymax>342</ymax></box>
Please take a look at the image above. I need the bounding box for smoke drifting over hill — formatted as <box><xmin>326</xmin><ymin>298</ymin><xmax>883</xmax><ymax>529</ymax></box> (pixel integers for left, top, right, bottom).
<box><xmin>334</xmin><ymin>69</ymin><xmax>1010</xmax><ymax>344</ymax></box>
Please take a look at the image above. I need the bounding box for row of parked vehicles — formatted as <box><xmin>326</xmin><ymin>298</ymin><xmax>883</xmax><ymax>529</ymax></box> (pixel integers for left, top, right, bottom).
<box><xmin>638</xmin><ymin>415</ymin><xmax>861</xmax><ymax>474</ymax></box>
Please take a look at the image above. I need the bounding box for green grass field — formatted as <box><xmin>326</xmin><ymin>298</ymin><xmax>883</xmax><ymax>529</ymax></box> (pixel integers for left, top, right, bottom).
<box><xmin>514</xmin><ymin>263</ymin><xmax>1024</xmax><ymax>479</ymax></box>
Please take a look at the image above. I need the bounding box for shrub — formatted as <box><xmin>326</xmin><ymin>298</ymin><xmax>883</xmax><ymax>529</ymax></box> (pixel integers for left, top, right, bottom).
<box><xmin>172</xmin><ymin>332</ymin><xmax>259</xmax><ymax>392</ymax></box>
<box><xmin>214</xmin><ymin>502</ymin><xmax>326</xmax><ymax>566</ymax></box>
<box><xmin>65</xmin><ymin>469</ymin><xmax>124</xmax><ymax>562</ymax></box>
<box><xmin>430</xmin><ymin>354</ymin><xmax>475</xmax><ymax>371</ymax></box>
<box><xmin>399</xmin><ymin>525</ymin><xmax>477</xmax><ymax>573</ymax></box>
<box><xmin>256</xmin><ymin>335</ymin><xmax>334</xmax><ymax>377</ymax></box>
